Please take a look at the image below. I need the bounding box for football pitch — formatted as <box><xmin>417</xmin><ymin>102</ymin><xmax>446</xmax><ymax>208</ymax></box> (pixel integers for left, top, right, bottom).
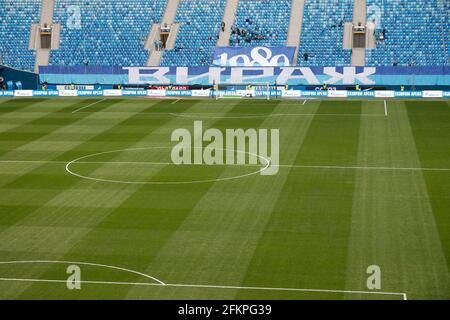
<box><xmin>0</xmin><ymin>97</ymin><xmax>449</xmax><ymax>300</ymax></box>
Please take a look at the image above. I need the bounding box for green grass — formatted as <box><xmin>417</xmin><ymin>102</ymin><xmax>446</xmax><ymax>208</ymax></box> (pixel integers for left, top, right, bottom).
<box><xmin>0</xmin><ymin>97</ymin><xmax>449</xmax><ymax>300</ymax></box>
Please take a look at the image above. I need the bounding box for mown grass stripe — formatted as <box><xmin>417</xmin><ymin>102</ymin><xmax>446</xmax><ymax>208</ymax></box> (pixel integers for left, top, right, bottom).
<box><xmin>344</xmin><ymin>100</ymin><xmax>403</xmax><ymax>299</ymax></box>
<box><xmin>45</xmin><ymin>99</ymin><xmax>276</xmax><ymax>299</ymax></box>
<box><xmin>3</xmin><ymin>99</ymin><xmax>208</xmax><ymax>298</ymax></box>
<box><xmin>405</xmin><ymin>100</ymin><xmax>450</xmax><ymax>298</ymax></box>
<box><xmin>12</xmin><ymin>99</ymin><xmax>273</xmax><ymax>298</ymax></box>
<box><xmin>344</xmin><ymin>100</ymin><xmax>449</xmax><ymax>299</ymax></box>
<box><xmin>1</xmin><ymin>98</ymin><xmax>448</xmax><ymax>300</ymax></box>
<box><xmin>0</xmin><ymin>99</ymin><xmax>176</xmax><ymax>227</ymax></box>
<box><xmin>0</xmin><ymin>98</ymin><xmax>48</xmax><ymax>114</ymax></box>
<box><xmin>237</xmin><ymin>100</ymin><xmax>362</xmax><ymax>298</ymax></box>
<box><xmin>0</xmin><ymin>99</ymin><xmax>121</xmax><ymax>158</ymax></box>
<box><xmin>121</xmin><ymin>99</ymin><xmax>317</xmax><ymax>299</ymax></box>
<box><xmin>0</xmin><ymin>99</ymin><xmax>187</xmax><ymax>297</ymax></box>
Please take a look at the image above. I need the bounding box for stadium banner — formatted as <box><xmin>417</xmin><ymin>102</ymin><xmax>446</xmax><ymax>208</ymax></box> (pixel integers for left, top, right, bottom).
<box><xmin>0</xmin><ymin>65</ymin><xmax>39</xmax><ymax>90</ymax></box>
<box><xmin>301</xmin><ymin>90</ymin><xmax>329</xmax><ymax>97</ymax></box>
<box><xmin>58</xmin><ymin>90</ymin><xmax>78</xmax><ymax>97</ymax></box>
<box><xmin>103</xmin><ymin>89</ymin><xmax>123</xmax><ymax>96</ymax></box>
<box><xmin>122</xmin><ymin>89</ymin><xmax>148</xmax><ymax>96</ymax></box>
<box><xmin>212</xmin><ymin>46</ymin><xmax>296</xmax><ymax>67</ymax></box>
<box><xmin>347</xmin><ymin>91</ymin><xmax>375</xmax><ymax>97</ymax></box>
<box><xmin>394</xmin><ymin>91</ymin><xmax>423</xmax><ymax>98</ymax></box>
<box><xmin>327</xmin><ymin>90</ymin><xmax>348</xmax><ymax>98</ymax></box>
<box><xmin>374</xmin><ymin>90</ymin><xmax>395</xmax><ymax>98</ymax></box>
<box><xmin>192</xmin><ymin>89</ymin><xmax>211</xmax><ymax>97</ymax></box>
<box><xmin>14</xmin><ymin>90</ymin><xmax>33</xmax><ymax>97</ymax></box>
<box><xmin>422</xmin><ymin>90</ymin><xmax>443</xmax><ymax>98</ymax></box>
<box><xmin>281</xmin><ymin>90</ymin><xmax>301</xmax><ymax>98</ymax></box>
<box><xmin>147</xmin><ymin>89</ymin><xmax>166</xmax><ymax>97</ymax></box>
<box><xmin>39</xmin><ymin>66</ymin><xmax>450</xmax><ymax>87</ymax></box>
<box><xmin>33</xmin><ymin>90</ymin><xmax>59</xmax><ymax>96</ymax></box>
<box><xmin>166</xmin><ymin>90</ymin><xmax>193</xmax><ymax>97</ymax></box>
<box><xmin>78</xmin><ymin>90</ymin><xmax>104</xmax><ymax>96</ymax></box>
<box><xmin>57</xmin><ymin>85</ymin><xmax>95</xmax><ymax>90</ymax></box>
<box><xmin>1</xmin><ymin>90</ymin><xmax>450</xmax><ymax>99</ymax></box>
<box><xmin>0</xmin><ymin>90</ymin><xmax>16</xmax><ymax>96</ymax></box>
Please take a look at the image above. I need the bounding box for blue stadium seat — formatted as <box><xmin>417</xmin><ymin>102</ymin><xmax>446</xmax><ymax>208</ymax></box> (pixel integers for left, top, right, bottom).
<box><xmin>366</xmin><ymin>0</ymin><xmax>449</xmax><ymax>66</ymax></box>
<box><xmin>231</xmin><ymin>0</ymin><xmax>291</xmax><ymax>47</ymax></box>
<box><xmin>297</xmin><ymin>0</ymin><xmax>353</xmax><ymax>66</ymax></box>
<box><xmin>160</xmin><ymin>0</ymin><xmax>227</xmax><ymax>66</ymax></box>
<box><xmin>50</xmin><ymin>0</ymin><xmax>167</xmax><ymax>66</ymax></box>
<box><xmin>0</xmin><ymin>0</ymin><xmax>447</xmax><ymax>69</ymax></box>
<box><xmin>6</xmin><ymin>81</ymin><xmax>14</xmax><ymax>90</ymax></box>
<box><xmin>0</xmin><ymin>0</ymin><xmax>41</xmax><ymax>71</ymax></box>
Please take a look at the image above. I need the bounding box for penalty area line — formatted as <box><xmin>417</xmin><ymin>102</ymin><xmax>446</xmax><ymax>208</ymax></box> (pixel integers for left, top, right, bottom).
<box><xmin>384</xmin><ymin>100</ymin><xmax>388</xmax><ymax>116</ymax></box>
<box><xmin>0</xmin><ymin>277</ymin><xmax>407</xmax><ymax>299</ymax></box>
<box><xmin>73</xmin><ymin>111</ymin><xmax>385</xmax><ymax>118</ymax></box>
<box><xmin>72</xmin><ymin>99</ymin><xmax>107</xmax><ymax>114</ymax></box>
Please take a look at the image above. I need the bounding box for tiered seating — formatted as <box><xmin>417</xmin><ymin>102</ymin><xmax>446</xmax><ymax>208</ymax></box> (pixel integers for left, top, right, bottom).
<box><xmin>230</xmin><ymin>0</ymin><xmax>291</xmax><ymax>47</ymax></box>
<box><xmin>0</xmin><ymin>0</ymin><xmax>41</xmax><ymax>71</ymax></box>
<box><xmin>50</xmin><ymin>0</ymin><xmax>167</xmax><ymax>66</ymax></box>
<box><xmin>1</xmin><ymin>0</ymin><xmax>447</xmax><ymax>69</ymax></box>
<box><xmin>160</xmin><ymin>0</ymin><xmax>226</xmax><ymax>66</ymax></box>
<box><xmin>297</xmin><ymin>0</ymin><xmax>353</xmax><ymax>66</ymax></box>
<box><xmin>447</xmin><ymin>1</ymin><xmax>450</xmax><ymax>64</ymax></box>
<box><xmin>366</xmin><ymin>0</ymin><xmax>448</xmax><ymax>66</ymax></box>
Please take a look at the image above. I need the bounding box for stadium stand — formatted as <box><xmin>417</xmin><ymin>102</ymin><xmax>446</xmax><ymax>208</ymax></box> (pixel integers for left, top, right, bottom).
<box><xmin>50</xmin><ymin>0</ymin><xmax>167</xmax><ymax>66</ymax></box>
<box><xmin>447</xmin><ymin>1</ymin><xmax>450</xmax><ymax>64</ymax></box>
<box><xmin>230</xmin><ymin>0</ymin><xmax>292</xmax><ymax>47</ymax></box>
<box><xmin>160</xmin><ymin>0</ymin><xmax>226</xmax><ymax>66</ymax></box>
<box><xmin>366</xmin><ymin>0</ymin><xmax>449</xmax><ymax>66</ymax></box>
<box><xmin>0</xmin><ymin>0</ymin><xmax>448</xmax><ymax>70</ymax></box>
<box><xmin>297</xmin><ymin>0</ymin><xmax>353</xmax><ymax>66</ymax></box>
<box><xmin>0</xmin><ymin>0</ymin><xmax>41</xmax><ymax>71</ymax></box>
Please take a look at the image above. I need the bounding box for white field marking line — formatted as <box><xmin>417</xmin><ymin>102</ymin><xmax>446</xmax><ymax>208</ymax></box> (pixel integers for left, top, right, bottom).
<box><xmin>65</xmin><ymin>146</ymin><xmax>271</xmax><ymax>185</ymax></box>
<box><xmin>74</xmin><ymin>111</ymin><xmax>384</xmax><ymax>118</ymax></box>
<box><xmin>171</xmin><ymin>99</ymin><xmax>181</xmax><ymax>105</ymax></box>
<box><xmin>302</xmin><ymin>100</ymin><xmax>307</xmax><ymax>105</ymax></box>
<box><xmin>277</xmin><ymin>164</ymin><xmax>450</xmax><ymax>172</ymax></box>
<box><xmin>72</xmin><ymin>98</ymin><xmax>107</xmax><ymax>114</ymax></box>
<box><xmin>169</xmin><ymin>113</ymin><xmax>382</xmax><ymax>119</ymax></box>
<box><xmin>384</xmin><ymin>100</ymin><xmax>388</xmax><ymax>116</ymax></box>
<box><xmin>0</xmin><ymin>277</ymin><xmax>407</xmax><ymax>299</ymax></box>
<box><xmin>1</xmin><ymin>159</ymin><xmax>450</xmax><ymax>172</ymax></box>
<box><xmin>0</xmin><ymin>260</ymin><xmax>165</xmax><ymax>285</ymax></box>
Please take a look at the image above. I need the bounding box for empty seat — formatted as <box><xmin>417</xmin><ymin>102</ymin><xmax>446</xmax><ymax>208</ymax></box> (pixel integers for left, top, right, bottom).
<box><xmin>0</xmin><ymin>0</ymin><xmax>41</xmax><ymax>71</ymax></box>
<box><xmin>231</xmin><ymin>0</ymin><xmax>292</xmax><ymax>47</ymax></box>
<box><xmin>366</xmin><ymin>0</ymin><xmax>448</xmax><ymax>66</ymax></box>
<box><xmin>160</xmin><ymin>0</ymin><xmax>227</xmax><ymax>66</ymax></box>
<box><xmin>297</xmin><ymin>0</ymin><xmax>353</xmax><ymax>66</ymax></box>
<box><xmin>50</xmin><ymin>0</ymin><xmax>167</xmax><ymax>66</ymax></box>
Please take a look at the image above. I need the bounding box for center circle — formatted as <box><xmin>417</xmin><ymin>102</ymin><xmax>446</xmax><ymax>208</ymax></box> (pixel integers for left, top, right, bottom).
<box><xmin>65</xmin><ymin>147</ymin><xmax>270</xmax><ymax>185</ymax></box>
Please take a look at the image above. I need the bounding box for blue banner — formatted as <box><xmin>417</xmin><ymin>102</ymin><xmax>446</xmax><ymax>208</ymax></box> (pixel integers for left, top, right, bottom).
<box><xmin>1</xmin><ymin>89</ymin><xmax>450</xmax><ymax>99</ymax></box>
<box><xmin>213</xmin><ymin>46</ymin><xmax>296</xmax><ymax>67</ymax></box>
<box><xmin>32</xmin><ymin>90</ymin><xmax>59</xmax><ymax>96</ymax></box>
<box><xmin>0</xmin><ymin>90</ymin><xmax>14</xmax><ymax>96</ymax></box>
<box><xmin>39</xmin><ymin>66</ymin><xmax>450</xmax><ymax>87</ymax></box>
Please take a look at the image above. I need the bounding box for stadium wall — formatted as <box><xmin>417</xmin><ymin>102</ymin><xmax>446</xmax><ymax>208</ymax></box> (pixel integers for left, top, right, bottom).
<box><xmin>39</xmin><ymin>66</ymin><xmax>450</xmax><ymax>87</ymax></box>
<box><xmin>1</xmin><ymin>88</ymin><xmax>449</xmax><ymax>99</ymax></box>
<box><xmin>0</xmin><ymin>65</ymin><xmax>39</xmax><ymax>89</ymax></box>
